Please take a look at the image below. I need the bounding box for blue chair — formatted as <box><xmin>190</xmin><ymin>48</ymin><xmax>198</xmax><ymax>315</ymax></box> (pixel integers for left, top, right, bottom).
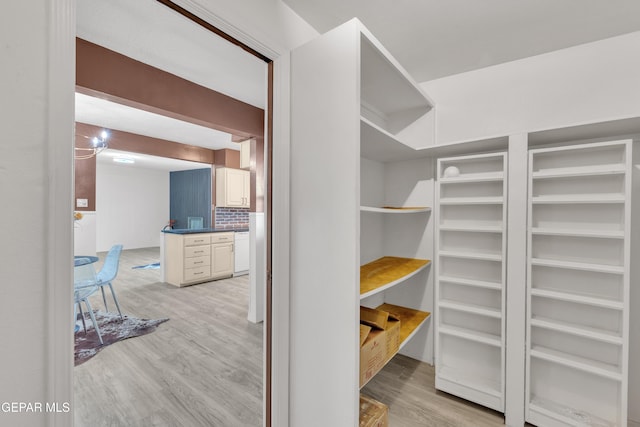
<box><xmin>74</xmin><ymin>258</ymin><xmax>103</xmax><ymax>344</ymax></box>
<box><xmin>96</xmin><ymin>244</ymin><xmax>124</xmax><ymax>318</ymax></box>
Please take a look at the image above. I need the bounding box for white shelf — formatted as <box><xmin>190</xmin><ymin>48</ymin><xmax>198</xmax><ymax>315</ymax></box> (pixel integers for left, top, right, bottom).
<box><xmin>439</xmin><ymin>171</ymin><xmax>504</xmax><ymax>184</ymax></box>
<box><xmin>360</xmin><ymin>205</ymin><xmax>431</xmax><ymax>214</ymax></box>
<box><xmin>439</xmin><ymin>300</ymin><xmax>502</xmax><ymax>319</ymax></box>
<box><xmin>531</xmin><ymin>194</ymin><xmax>625</xmax><ymax>204</ymax></box>
<box><xmin>530</xmin><ymin>288</ymin><xmax>623</xmax><ymax>310</ymax></box>
<box><xmin>531</xmin><ymin>227</ymin><xmax>625</xmax><ymax>239</ymax></box>
<box><xmin>360</xmin><ymin>117</ymin><xmax>425</xmax><ymax>162</ymax></box>
<box><xmin>530</xmin><ymin>317</ymin><xmax>623</xmax><ymax>345</ymax></box>
<box><xmin>439</xmin><ymin>224</ymin><xmax>502</xmax><ymax>233</ymax></box>
<box><xmin>438</xmin><ymin>275</ymin><xmax>502</xmax><ymax>291</ymax></box>
<box><xmin>531</xmin><ymin>163</ymin><xmax>626</xmax><ymax>180</ymax></box>
<box><xmin>439</xmin><ymin>250</ymin><xmax>502</xmax><ymax>262</ymax></box>
<box><xmin>530</xmin><ymin>257</ymin><xmax>625</xmax><ymax>275</ymax></box>
<box><xmin>439</xmin><ymin>325</ymin><xmax>501</xmax><ymax>347</ymax></box>
<box><xmin>439</xmin><ymin>196</ymin><xmax>504</xmax><ymax>205</ymax></box>
<box><xmin>437</xmin><ymin>366</ymin><xmax>502</xmax><ymax>398</ymax></box>
<box><xmin>528</xmin><ymin>398</ymin><xmax>617</xmax><ymax>427</ymax></box>
<box><xmin>530</xmin><ymin>346</ymin><xmax>622</xmax><ymax>381</ymax></box>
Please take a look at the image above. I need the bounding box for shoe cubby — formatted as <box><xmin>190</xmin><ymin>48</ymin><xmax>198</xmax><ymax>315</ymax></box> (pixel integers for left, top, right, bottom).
<box><xmin>526</xmin><ymin>140</ymin><xmax>632</xmax><ymax>427</ymax></box>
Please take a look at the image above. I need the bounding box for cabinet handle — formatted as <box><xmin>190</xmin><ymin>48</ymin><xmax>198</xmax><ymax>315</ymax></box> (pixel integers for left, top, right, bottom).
<box><xmin>194</xmin><ymin>272</ymin><xmax>203</xmax><ymax>275</ymax></box>
<box><xmin>195</xmin><ymin>261</ymin><xmax>203</xmax><ymax>264</ymax></box>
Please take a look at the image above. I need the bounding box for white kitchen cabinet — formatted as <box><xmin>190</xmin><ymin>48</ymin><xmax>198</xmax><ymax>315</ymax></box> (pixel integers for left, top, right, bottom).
<box><xmin>164</xmin><ymin>232</ymin><xmax>234</xmax><ymax>287</ymax></box>
<box><xmin>216</xmin><ymin>167</ymin><xmax>249</xmax><ymax>208</ymax></box>
<box><xmin>435</xmin><ymin>152</ymin><xmax>507</xmax><ymax>412</ymax></box>
<box><xmin>234</xmin><ymin>231</ymin><xmax>250</xmax><ymax>275</ymax></box>
<box><xmin>525</xmin><ymin>140</ymin><xmax>632</xmax><ymax>427</ymax></box>
<box><xmin>290</xmin><ymin>18</ymin><xmax>435</xmax><ymax>426</ymax></box>
<box><xmin>240</xmin><ymin>139</ymin><xmax>251</xmax><ymax>170</ymax></box>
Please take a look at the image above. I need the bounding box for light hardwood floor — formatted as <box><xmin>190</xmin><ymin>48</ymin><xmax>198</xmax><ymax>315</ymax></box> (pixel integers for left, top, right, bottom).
<box><xmin>74</xmin><ymin>247</ymin><xmax>263</xmax><ymax>427</ymax></box>
<box><xmin>76</xmin><ymin>247</ymin><xmax>511</xmax><ymax>427</ymax></box>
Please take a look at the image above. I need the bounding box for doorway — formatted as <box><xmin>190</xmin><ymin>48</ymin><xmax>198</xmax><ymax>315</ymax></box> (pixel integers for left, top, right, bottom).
<box><xmin>74</xmin><ymin>0</ymin><xmax>273</xmax><ymax>425</ymax></box>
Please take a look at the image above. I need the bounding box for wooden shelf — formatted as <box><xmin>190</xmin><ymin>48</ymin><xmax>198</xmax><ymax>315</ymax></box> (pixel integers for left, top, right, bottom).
<box><xmin>439</xmin><ymin>250</ymin><xmax>502</xmax><ymax>262</ymax></box>
<box><xmin>376</xmin><ymin>303</ymin><xmax>430</xmax><ymax>349</ymax></box>
<box><xmin>360</xmin><ymin>256</ymin><xmax>431</xmax><ymax>299</ymax></box>
<box><xmin>531</xmin><ymin>227</ymin><xmax>625</xmax><ymax>239</ymax></box>
<box><xmin>530</xmin><ymin>317</ymin><xmax>622</xmax><ymax>345</ymax></box>
<box><xmin>530</xmin><ymin>346</ymin><xmax>622</xmax><ymax>381</ymax></box>
<box><xmin>531</xmin><ymin>257</ymin><xmax>624</xmax><ymax>275</ymax></box>
<box><xmin>438</xmin><ymin>275</ymin><xmax>502</xmax><ymax>291</ymax></box>
<box><xmin>439</xmin><ymin>299</ymin><xmax>502</xmax><ymax>319</ymax></box>
<box><xmin>530</xmin><ymin>288</ymin><xmax>623</xmax><ymax>310</ymax></box>
<box><xmin>531</xmin><ymin>163</ymin><xmax>626</xmax><ymax>180</ymax></box>
<box><xmin>439</xmin><ymin>196</ymin><xmax>504</xmax><ymax>205</ymax></box>
<box><xmin>361</xmin><ymin>205</ymin><xmax>431</xmax><ymax>213</ymax></box>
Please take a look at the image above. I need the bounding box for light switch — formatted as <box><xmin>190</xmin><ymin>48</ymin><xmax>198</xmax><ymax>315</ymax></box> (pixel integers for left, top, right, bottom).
<box><xmin>76</xmin><ymin>198</ymin><xmax>88</xmax><ymax>208</ymax></box>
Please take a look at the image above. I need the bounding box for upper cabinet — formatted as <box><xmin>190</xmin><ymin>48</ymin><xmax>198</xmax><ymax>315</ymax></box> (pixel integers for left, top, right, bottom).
<box><xmin>216</xmin><ymin>167</ymin><xmax>249</xmax><ymax>208</ymax></box>
<box><xmin>240</xmin><ymin>140</ymin><xmax>251</xmax><ymax>170</ymax></box>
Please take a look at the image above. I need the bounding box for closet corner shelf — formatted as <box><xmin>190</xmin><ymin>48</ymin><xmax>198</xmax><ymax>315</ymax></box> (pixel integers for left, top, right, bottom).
<box><xmin>360</xmin><ymin>256</ymin><xmax>431</xmax><ymax>299</ymax></box>
<box><xmin>439</xmin><ymin>172</ymin><xmax>504</xmax><ymax>184</ymax></box>
<box><xmin>360</xmin><ymin>205</ymin><xmax>431</xmax><ymax>213</ymax></box>
<box><xmin>376</xmin><ymin>303</ymin><xmax>431</xmax><ymax>350</ymax></box>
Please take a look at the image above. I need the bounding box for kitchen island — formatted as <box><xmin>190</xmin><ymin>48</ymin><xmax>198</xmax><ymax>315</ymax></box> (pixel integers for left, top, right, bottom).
<box><xmin>162</xmin><ymin>228</ymin><xmax>241</xmax><ymax>287</ymax></box>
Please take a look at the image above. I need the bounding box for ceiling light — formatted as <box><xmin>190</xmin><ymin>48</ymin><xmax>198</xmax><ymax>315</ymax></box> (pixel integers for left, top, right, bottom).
<box><xmin>113</xmin><ymin>157</ymin><xmax>135</xmax><ymax>164</ymax></box>
<box><xmin>75</xmin><ymin>129</ymin><xmax>109</xmax><ymax>160</ymax></box>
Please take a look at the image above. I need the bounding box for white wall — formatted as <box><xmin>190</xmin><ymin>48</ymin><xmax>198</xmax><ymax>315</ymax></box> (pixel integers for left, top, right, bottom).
<box><xmin>1</xmin><ymin>1</ymin><xmax>75</xmax><ymax>426</ymax></box>
<box><xmin>422</xmin><ymin>31</ymin><xmax>640</xmax><ymax>145</ymax></box>
<box><xmin>96</xmin><ymin>164</ymin><xmax>169</xmax><ymax>252</ymax></box>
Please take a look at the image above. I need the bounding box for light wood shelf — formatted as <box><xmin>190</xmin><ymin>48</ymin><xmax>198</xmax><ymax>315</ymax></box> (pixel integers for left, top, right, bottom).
<box><xmin>360</xmin><ymin>256</ymin><xmax>430</xmax><ymax>299</ymax></box>
<box><xmin>360</xmin><ymin>205</ymin><xmax>431</xmax><ymax>213</ymax></box>
<box><xmin>376</xmin><ymin>303</ymin><xmax>430</xmax><ymax>350</ymax></box>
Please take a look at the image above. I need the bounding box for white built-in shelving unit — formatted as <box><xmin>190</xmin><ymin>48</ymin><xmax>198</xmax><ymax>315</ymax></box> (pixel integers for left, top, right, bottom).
<box><xmin>526</xmin><ymin>140</ymin><xmax>632</xmax><ymax>427</ymax></box>
<box><xmin>290</xmin><ymin>18</ymin><xmax>435</xmax><ymax>426</ymax></box>
<box><xmin>435</xmin><ymin>152</ymin><xmax>507</xmax><ymax>412</ymax></box>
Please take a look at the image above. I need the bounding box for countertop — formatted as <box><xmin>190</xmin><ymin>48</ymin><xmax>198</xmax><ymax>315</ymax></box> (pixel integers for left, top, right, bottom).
<box><xmin>162</xmin><ymin>227</ymin><xmax>249</xmax><ymax>235</ymax></box>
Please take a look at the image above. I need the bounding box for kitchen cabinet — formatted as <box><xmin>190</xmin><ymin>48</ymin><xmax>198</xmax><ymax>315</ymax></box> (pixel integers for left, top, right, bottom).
<box><xmin>240</xmin><ymin>140</ymin><xmax>251</xmax><ymax>170</ymax></box>
<box><xmin>216</xmin><ymin>167</ymin><xmax>249</xmax><ymax>208</ymax></box>
<box><xmin>164</xmin><ymin>231</ymin><xmax>234</xmax><ymax>287</ymax></box>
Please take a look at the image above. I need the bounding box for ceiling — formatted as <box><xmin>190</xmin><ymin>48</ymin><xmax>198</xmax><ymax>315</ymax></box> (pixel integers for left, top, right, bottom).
<box><xmin>76</xmin><ymin>0</ymin><xmax>267</xmax><ymax>171</ymax></box>
<box><xmin>97</xmin><ymin>149</ymin><xmax>211</xmax><ymax>172</ymax></box>
<box><xmin>281</xmin><ymin>0</ymin><xmax>640</xmax><ymax>82</ymax></box>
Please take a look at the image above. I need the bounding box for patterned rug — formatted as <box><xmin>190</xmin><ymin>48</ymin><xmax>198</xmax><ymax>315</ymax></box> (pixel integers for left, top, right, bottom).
<box><xmin>74</xmin><ymin>311</ymin><xmax>169</xmax><ymax>366</ymax></box>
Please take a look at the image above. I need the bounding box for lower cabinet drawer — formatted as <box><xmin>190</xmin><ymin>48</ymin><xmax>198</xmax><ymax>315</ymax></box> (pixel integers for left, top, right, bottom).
<box><xmin>184</xmin><ymin>255</ymin><xmax>210</xmax><ymax>269</ymax></box>
<box><xmin>185</xmin><ymin>245</ymin><xmax>211</xmax><ymax>258</ymax></box>
<box><xmin>184</xmin><ymin>265</ymin><xmax>211</xmax><ymax>282</ymax></box>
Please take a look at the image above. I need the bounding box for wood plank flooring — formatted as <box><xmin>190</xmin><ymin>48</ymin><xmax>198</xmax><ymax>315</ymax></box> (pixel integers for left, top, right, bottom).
<box><xmin>74</xmin><ymin>247</ymin><xmax>262</xmax><ymax>427</ymax></box>
<box><xmin>76</xmin><ymin>247</ymin><xmax>513</xmax><ymax>426</ymax></box>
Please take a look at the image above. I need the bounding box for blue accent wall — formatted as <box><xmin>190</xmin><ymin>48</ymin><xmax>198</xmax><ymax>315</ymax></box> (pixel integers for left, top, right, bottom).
<box><xmin>170</xmin><ymin>168</ymin><xmax>211</xmax><ymax>229</ymax></box>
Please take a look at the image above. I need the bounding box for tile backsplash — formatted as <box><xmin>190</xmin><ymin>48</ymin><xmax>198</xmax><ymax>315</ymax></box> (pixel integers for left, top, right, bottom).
<box><xmin>215</xmin><ymin>206</ymin><xmax>249</xmax><ymax>229</ymax></box>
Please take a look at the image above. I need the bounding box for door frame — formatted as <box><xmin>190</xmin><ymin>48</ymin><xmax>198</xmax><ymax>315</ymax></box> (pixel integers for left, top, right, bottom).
<box><xmin>48</xmin><ymin>1</ymin><xmax>292</xmax><ymax>426</ymax></box>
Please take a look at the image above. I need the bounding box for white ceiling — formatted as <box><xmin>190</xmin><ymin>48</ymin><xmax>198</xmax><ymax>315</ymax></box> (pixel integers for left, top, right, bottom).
<box><xmin>76</xmin><ymin>0</ymin><xmax>267</xmax><ymax>171</ymax></box>
<box><xmin>96</xmin><ymin>149</ymin><xmax>211</xmax><ymax>172</ymax></box>
<box><xmin>281</xmin><ymin>0</ymin><xmax>640</xmax><ymax>82</ymax></box>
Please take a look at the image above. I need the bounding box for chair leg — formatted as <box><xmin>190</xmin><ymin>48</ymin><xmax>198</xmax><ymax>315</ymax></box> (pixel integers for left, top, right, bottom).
<box><xmin>108</xmin><ymin>283</ymin><xmax>123</xmax><ymax>319</ymax></box>
<box><xmin>100</xmin><ymin>286</ymin><xmax>109</xmax><ymax>312</ymax></box>
<box><xmin>84</xmin><ymin>298</ymin><xmax>103</xmax><ymax>345</ymax></box>
<box><xmin>77</xmin><ymin>301</ymin><xmax>88</xmax><ymax>333</ymax></box>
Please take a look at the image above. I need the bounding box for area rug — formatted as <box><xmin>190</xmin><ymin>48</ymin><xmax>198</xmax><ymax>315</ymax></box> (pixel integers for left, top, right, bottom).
<box><xmin>132</xmin><ymin>262</ymin><xmax>160</xmax><ymax>270</ymax></box>
<box><xmin>74</xmin><ymin>311</ymin><xmax>169</xmax><ymax>366</ymax></box>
